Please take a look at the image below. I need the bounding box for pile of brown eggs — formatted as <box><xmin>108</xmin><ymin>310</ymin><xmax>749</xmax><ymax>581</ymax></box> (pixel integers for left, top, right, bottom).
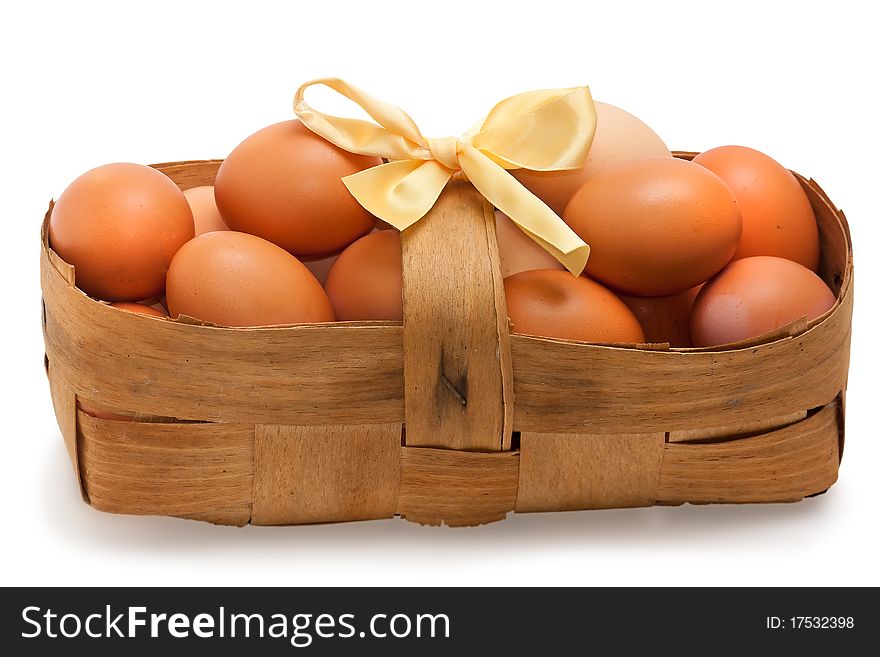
<box><xmin>48</xmin><ymin>101</ymin><xmax>835</xmax><ymax>349</ymax></box>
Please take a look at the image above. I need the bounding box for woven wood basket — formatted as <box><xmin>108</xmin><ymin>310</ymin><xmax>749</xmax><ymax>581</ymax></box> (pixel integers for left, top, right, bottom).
<box><xmin>40</xmin><ymin>152</ymin><xmax>853</xmax><ymax>527</ymax></box>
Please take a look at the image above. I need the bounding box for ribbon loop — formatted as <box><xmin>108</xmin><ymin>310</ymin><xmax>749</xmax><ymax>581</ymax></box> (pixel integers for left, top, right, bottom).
<box><xmin>294</xmin><ymin>78</ymin><xmax>597</xmax><ymax>275</ymax></box>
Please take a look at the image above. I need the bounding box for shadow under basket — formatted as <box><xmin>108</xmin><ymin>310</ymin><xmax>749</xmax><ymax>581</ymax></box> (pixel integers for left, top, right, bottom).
<box><xmin>40</xmin><ymin>153</ymin><xmax>854</xmax><ymax>527</ymax></box>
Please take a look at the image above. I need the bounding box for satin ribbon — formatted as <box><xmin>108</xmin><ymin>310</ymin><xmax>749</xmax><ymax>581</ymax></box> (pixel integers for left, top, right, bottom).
<box><xmin>293</xmin><ymin>78</ymin><xmax>596</xmax><ymax>275</ymax></box>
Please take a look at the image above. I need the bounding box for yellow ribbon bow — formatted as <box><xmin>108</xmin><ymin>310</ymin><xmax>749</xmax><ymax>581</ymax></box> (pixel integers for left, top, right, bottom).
<box><xmin>293</xmin><ymin>78</ymin><xmax>596</xmax><ymax>275</ymax></box>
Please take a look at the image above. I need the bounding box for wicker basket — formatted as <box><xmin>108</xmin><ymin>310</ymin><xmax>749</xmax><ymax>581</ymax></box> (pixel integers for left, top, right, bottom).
<box><xmin>40</xmin><ymin>153</ymin><xmax>853</xmax><ymax>526</ymax></box>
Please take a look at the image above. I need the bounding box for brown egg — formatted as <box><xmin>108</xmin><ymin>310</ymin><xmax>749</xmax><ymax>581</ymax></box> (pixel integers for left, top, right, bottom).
<box><xmin>214</xmin><ymin>120</ymin><xmax>381</xmax><ymax>257</ymax></box>
<box><xmin>620</xmin><ymin>285</ymin><xmax>702</xmax><ymax>347</ymax></box>
<box><xmin>565</xmin><ymin>157</ymin><xmax>741</xmax><ymax>296</ymax></box>
<box><xmin>48</xmin><ymin>163</ymin><xmax>194</xmax><ymax>301</ymax></box>
<box><xmin>513</xmin><ymin>101</ymin><xmax>671</xmax><ymax>215</ymax></box>
<box><xmin>504</xmin><ymin>269</ymin><xmax>645</xmax><ymax>343</ymax></box>
<box><xmin>166</xmin><ymin>231</ymin><xmax>334</xmax><ymax>327</ymax></box>
<box><xmin>495</xmin><ymin>211</ymin><xmax>564</xmax><ymax>278</ymax></box>
<box><xmin>692</xmin><ymin>146</ymin><xmax>819</xmax><ymax>270</ymax></box>
<box><xmin>183</xmin><ymin>185</ymin><xmax>229</xmax><ymax>235</ymax></box>
<box><xmin>690</xmin><ymin>256</ymin><xmax>835</xmax><ymax>347</ymax></box>
<box><xmin>325</xmin><ymin>231</ymin><xmax>403</xmax><ymax>321</ymax></box>
<box><xmin>110</xmin><ymin>302</ymin><xmax>168</xmax><ymax>318</ymax></box>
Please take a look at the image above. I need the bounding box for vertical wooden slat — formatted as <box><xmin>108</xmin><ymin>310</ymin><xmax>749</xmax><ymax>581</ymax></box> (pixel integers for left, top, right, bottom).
<box><xmin>401</xmin><ymin>181</ymin><xmax>513</xmax><ymax>452</ymax></box>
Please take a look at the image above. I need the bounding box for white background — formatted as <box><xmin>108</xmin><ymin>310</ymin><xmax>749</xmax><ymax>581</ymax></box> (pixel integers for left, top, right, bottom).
<box><xmin>2</xmin><ymin>0</ymin><xmax>878</xmax><ymax>587</ymax></box>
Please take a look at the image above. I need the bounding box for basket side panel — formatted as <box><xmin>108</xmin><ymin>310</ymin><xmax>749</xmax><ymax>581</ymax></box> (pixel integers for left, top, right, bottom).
<box><xmin>657</xmin><ymin>402</ymin><xmax>840</xmax><ymax>504</ymax></box>
<box><xmin>77</xmin><ymin>413</ymin><xmax>254</xmax><ymax>525</ymax></box>
<box><xmin>41</xmin><ymin>237</ymin><xmax>405</xmax><ymax>426</ymax></box>
<box><xmin>251</xmin><ymin>423</ymin><xmax>402</xmax><ymax>525</ymax></box>
<box><xmin>516</xmin><ymin>432</ymin><xmax>665</xmax><ymax>512</ymax></box>
<box><xmin>511</xmin><ymin>282</ymin><xmax>851</xmax><ymax>434</ymax></box>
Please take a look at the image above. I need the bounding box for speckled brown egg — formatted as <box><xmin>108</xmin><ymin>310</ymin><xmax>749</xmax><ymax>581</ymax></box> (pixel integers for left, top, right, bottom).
<box><xmin>166</xmin><ymin>231</ymin><xmax>334</xmax><ymax>327</ymax></box>
<box><xmin>214</xmin><ymin>120</ymin><xmax>381</xmax><ymax>257</ymax></box>
<box><xmin>564</xmin><ymin>157</ymin><xmax>742</xmax><ymax>296</ymax></box>
<box><xmin>504</xmin><ymin>269</ymin><xmax>645</xmax><ymax>343</ymax></box>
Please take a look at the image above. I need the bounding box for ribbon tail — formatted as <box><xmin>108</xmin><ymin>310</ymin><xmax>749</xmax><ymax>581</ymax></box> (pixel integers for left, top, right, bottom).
<box><xmin>458</xmin><ymin>144</ymin><xmax>590</xmax><ymax>276</ymax></box>
<box><xmin>342</xmin><ymin>160</ymin><xmax>454</xmax><ymax>231</ymax></box>
<box><xmin>513</xmin><ymin>224</ymin><xmax>591</xmax><ymax>277</ymax></box>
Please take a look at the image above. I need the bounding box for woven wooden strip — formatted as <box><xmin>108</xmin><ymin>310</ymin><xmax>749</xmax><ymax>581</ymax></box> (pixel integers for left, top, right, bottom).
<box><xmin>668</xmin><ymin>411</ymin><xmax>807</xmax><ymax>443</ymax></box>
<box><xmin>77</xmin><ymin>412</ymin><xmax>254</xmax><ymax>525</ymax></box>
<box><xmin>397</xmin><ymin>447</ymin><xmax>520</xmax><ymax>526</ymax></box>
<box><xmin>516</xmin><ymin>432</ymin><xmax>666</xmax><ymax>512</ymax></box>
<box><xmin>401</xmin><ymin>181</ymin><xmax>512</xmax><ymax>452</ymax></box>
<box><xmin>251</xmin><ymin>423</ymin><xmax>401</xmax><ymax>525</ymax></box>
<box><xmin>657</xmin><ymin>402</ymin><xmax>840</xmax><ymax>504</ymax></box>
